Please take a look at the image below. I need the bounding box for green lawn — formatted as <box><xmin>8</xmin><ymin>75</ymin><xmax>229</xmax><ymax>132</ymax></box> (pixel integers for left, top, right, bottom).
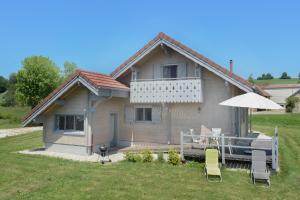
<box><xmin>254</xmin><ymin>78</ymin><xmax>299</xmax><ymax>85</ymax></box>
<box><xmin>0</xmin><ymin>106</ymin><xmax>30</xmax><ymax>128</ymax></box>
<box><xmin>0</xmin><ymin>114</ymin><xmax>299</xmax><ymax>199</ymax></box>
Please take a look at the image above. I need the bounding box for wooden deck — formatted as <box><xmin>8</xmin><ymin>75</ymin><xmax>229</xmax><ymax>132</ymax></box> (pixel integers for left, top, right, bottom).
<box><xmin>116</xmin><ymin>144</ymin><xmax>272</xmax><ymax>163</ymax></box>
<box><xmin>183</xmin><ymin>149</ymin><xmax>272</xmax><ymax>163</ymax></box>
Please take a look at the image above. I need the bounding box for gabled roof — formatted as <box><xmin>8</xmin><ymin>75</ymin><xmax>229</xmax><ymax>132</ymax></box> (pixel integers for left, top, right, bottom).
<box><xmin>111</xmin><ymin>32</ymin><xmax>267</xmax><ymax>96</ymax></box>
<box><xmin>290</xmin><ymin>88</ymin><xmax>300</xmax><ymax>97</ymax></box>
<box><xmin>23</xmin><ymin>69</ymin><xmax>128</xmax><ymax>126</ymax></box>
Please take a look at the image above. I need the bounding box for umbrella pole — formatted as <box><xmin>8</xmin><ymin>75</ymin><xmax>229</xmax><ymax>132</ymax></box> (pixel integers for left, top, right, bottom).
<box><xmin>249</xmin><ymin>109</ymin><xmax>252</xmax><ymax>133</ymax></box>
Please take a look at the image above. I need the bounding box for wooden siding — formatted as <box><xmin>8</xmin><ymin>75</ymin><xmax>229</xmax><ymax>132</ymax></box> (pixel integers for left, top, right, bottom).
<box><xmin>91</xmin><ymin>98</ymin><xmax>125</xmax><ymax>151</ymax></box>
<box><xmin>41</xmin><ymin>47</ymin><xmax>247</xmax><ymax>150</ymax></box>
<box><xmin>43</xmin><ymin>87</ymin><xmax>88</xmax><ymax>146</ymax></box>
<box><xmin>120</xmin><ymin>47</ymin><xmax>199</xmax><ymax>82</ymax></box>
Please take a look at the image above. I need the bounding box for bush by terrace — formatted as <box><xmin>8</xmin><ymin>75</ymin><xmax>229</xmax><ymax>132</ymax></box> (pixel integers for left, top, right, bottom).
<box><xmin>124</xmin><ymin>148</ymin><xmax>181</xmax><ymax>165</ymax></box>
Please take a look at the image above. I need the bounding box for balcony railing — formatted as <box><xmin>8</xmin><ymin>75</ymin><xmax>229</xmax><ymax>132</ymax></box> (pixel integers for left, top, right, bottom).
<box><xmin>130</xmin><ymin>78</ymin><xmax>203</xmax><ymax>103</ymax></box>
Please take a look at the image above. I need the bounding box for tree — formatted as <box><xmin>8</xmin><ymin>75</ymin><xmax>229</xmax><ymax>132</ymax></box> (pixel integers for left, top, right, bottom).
<box><xmin>257</xmin><ymin>73</ymin><xmax>273</xmax><ymax>80</ymax></box>
<box><xmin>9</xmin><ymin>73</ymin><xmax>17</xmax><ymax>85</ymax></box>
<box><xmin>280</xmin><ymin>72</ymin><xmax>291</xmax><ymax>79</ymax></box>
<box><xmin>1</xmin><ymin>73</ymin><xmax>18</xmax><ymax>106</ymax></box>
<box><xmin>0</xmin><ymin>76</ymin><xmax>9</xmax><ymax>93</ymax></box>
<box><xmin>62</xmin><ymin>61</ymin><xmax>78</xmax><ymax>80</ymax></box>
<box><xmin>248</xmin><ymin>74</ymin><xmax>254</xmax><ymax>84</ymax></box>
<box><xmin>298</xmin><ymin>72</ymin><xmax>300</xmax><ymax>80</ymax></box>
<box><xmin>285</xmin><ymin>96</ymin><xmax>299</xmax><ymax>113</ymax></box>
<box><xmin>265</xmin><ymin>73</ymin><xmax>274</xmax><ymax>79</ymax></box>
<box><xmin>1</xmin><ymin>85</ymin><xmax>16</xmax><ymax>106</ymax></box>
<box><xmin>16</xmin><ymin>56</ymin><xmax>61</xmax><ymax>108</ymax></box>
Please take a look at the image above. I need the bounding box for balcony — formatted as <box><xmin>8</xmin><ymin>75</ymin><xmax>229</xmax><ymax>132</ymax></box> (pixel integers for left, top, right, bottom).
<box><xmin>130</xmin><ymin>78</ymin><xmax>203</xmax><ymax>103</ymax></box>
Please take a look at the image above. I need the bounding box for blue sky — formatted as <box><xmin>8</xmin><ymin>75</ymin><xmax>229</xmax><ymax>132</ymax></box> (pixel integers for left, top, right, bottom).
<box><xmin>0</xmin><ymin>0</ymin><xmax>299</xmax><ymax>79</ymax></box>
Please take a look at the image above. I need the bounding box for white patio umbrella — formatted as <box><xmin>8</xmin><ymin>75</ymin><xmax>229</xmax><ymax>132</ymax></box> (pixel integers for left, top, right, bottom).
<box><xmin>219</xmin><ymin>92</ymin><xmax>283</xmax><ymax>132</ymax></box>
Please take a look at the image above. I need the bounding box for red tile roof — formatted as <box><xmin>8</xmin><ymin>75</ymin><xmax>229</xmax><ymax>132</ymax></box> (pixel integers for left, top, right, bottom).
<box><xmin>23</xmin><ymin>70</ymin><xmax>128</xmax><ymax>123</ymax></box>
<box><xmin>79</xmin><ymin>70</ymin><xmax>129</xmax><ymax>90</ymax></box>
<box><xmin>111</xmin><ymin>32</ymin><xmax>267</xmax><ymax>96</ymax></box>
<box><xmin>260</xmin><ymin>84</ymin><xmax>300</xmax><ymax>89</ymax></box>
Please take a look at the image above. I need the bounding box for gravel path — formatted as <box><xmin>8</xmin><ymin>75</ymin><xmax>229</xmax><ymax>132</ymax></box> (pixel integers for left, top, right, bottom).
<box><xmin>0</xmin><ymin>126</ymin><xmax>43</xmax><ymax>138</ymax></box>
<box><xmin>19</xmin><ymin>148</ymin><xmax>125</xmax><ymax>163</ymax></box>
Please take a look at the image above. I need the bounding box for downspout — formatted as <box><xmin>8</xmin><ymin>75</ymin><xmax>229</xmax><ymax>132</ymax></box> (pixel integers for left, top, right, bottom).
<box><xmin>86</xmin><ymin>91</ymin><xmax>92</xmax><ymax>155</ymax></box>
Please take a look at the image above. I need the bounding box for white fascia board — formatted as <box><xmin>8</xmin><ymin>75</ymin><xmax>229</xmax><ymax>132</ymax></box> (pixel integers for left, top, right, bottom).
<box><xmin>161</xmin><ymin>40</ymin><xmax>253</xmax><ymax>93</ymax></box>
<box><xmin>23</xmin><ymin>77</ymin><xmax>99</xmax><ymax>127</ymax></box>
<box><xmin>112</xmin><ymin>40</ymin><xmax>162</xmax><ymax>79</ymax></box>
<box><xmin>78</xmin><ymin>77</ymin><xmax>99</xmax><ymax>95</ymax></box>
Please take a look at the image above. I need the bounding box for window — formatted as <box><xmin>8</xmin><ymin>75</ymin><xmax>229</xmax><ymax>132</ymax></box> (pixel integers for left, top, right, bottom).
<box><xmin>135</xmin><ymin>108</ymin><xmax>152</xmax><ymax>122</ymax></box>
<box><xmin>56</xmin><ymin>115</ymin><xmax>84</xmax><ymax>132</ymax></box>
<box><xmin>163</xmin><ymin>65</ymin><xmax>177</xmax><ymax>79</ymax></box>
<box><xmin>75</xmin><ymin>115</ymin><xmax>84</xmax><ymax>131</ymax></box>
<box><xmin>58</xmin><ymin>115</ymin><xmax>65</xmax><ymax>130</ymax></box>
<box><xmin>66</xmin><ymin>115</ymin><xmax>75</xmax><ymax>130</ymax></box>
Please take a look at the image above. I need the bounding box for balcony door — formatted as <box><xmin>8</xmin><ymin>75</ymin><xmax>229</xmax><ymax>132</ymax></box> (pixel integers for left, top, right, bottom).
<box><xmin>163</xmin><ymin>65</ymin><xmax>177</xmax><ymax>79</ymax></box>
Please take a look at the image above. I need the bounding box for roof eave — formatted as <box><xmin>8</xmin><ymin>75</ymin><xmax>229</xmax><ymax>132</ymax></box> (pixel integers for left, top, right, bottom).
<box><xmin>22</xmin><ymin>76</ymin><xmax>99</xmax><ymax>127</ymax></box>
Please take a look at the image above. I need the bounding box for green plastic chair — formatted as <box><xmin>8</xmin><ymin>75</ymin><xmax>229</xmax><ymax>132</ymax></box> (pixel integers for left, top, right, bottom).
<box><xmin>205</xmin><ymin>149</ymin><xmax>222</xmax><ymax>182</ymax></box>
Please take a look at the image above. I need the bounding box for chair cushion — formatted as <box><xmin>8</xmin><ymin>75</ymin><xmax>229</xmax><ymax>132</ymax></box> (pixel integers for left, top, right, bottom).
<box><xmin>253</xmin><ymin>172</ymin><xmax>269</xmax><ymax>180</ymax></box>
<box><xmin>207</xmin><ymin>167</ymin><xmax>221</xmax><ymax>176</ymax></box>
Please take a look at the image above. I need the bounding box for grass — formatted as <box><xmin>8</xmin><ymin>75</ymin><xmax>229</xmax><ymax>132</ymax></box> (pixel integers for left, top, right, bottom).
<box><xmin>0</xmin><ymin>114</ymin><xmax>299</xmax><ymax>199</ymax></box>
<box><xmin>0</xmin><ymin>106</ymin><xmax>30</xmax><ymax>128</ymax></box>
<box><xmin>254</xmin><ymin>78</ymin><xmax>299</xmax><ymax>85</ymax></box>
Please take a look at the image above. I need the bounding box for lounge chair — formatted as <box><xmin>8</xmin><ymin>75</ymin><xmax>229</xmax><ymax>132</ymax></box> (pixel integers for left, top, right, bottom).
<box><xmin>189</xmin><ymin>129</ymin><xmax>200</xmax><ymax>143</ymax></box>
<box><xmin>204</xmin><ymin>149</ymin><xmax>222</xmax><ymax>182</ymax></box>
<box><xmin>212</xmin><ymin>128</ymin><xmax>221</xmax><ymax>138</ymax></box>
<box><xmin>251</xmin><ymin>150</ymin><xmax>270</xmax><ymax>186</ymax></box>
<box><xmin>199</xmin><ymin>125</ymin><xmax>213</xmax><ymax>148</ymax></box>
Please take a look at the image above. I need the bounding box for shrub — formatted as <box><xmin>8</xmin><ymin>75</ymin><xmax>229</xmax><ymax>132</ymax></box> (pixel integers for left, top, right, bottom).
<box><xmin>168</xmin><ymin>148</ymin><xmax>180</xmax><ymax>165</ymax></box>
<box><xmin>9</xmin><ymin>116</ymin><xmax>20</xmax><ymax>123</ymax></box>
<box><xmin>286</xmin><ymin>96</ymin><xmax>299</xmax><ymax>113</ymax></box>
<box><xmin>141</xmin><ymin>149</ymin><xmax>153</xmax><ymax>163</ymax></box>
<box><xmin>157</xmin><ymin>152</ymin><xmax>165</xmax><ymax>163</ymax></box>
<box><xmin>1</xmin><ymin>86</ymin><xmax>17</xmax><ymax>107</ymax></box>
<box><xmin>124</xmin><ymin>152</ymin><xmax>142</xmax><ymax>162</ymax></box>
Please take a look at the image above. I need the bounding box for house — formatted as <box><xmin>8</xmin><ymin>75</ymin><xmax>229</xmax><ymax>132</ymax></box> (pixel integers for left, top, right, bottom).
<box><xmin>289</xmin><ymin>89</ymin><xmax>300</xmax><ymax>113</ymax></box>
<box><xmin>23</xmin><ymin>32</ymin><xmax>267</xmax><ymax>155</ymax></box>
<box><xmin>261</xmin><ymin>84</ymin><xmax>300</xmax><ymax>107</ymax></box>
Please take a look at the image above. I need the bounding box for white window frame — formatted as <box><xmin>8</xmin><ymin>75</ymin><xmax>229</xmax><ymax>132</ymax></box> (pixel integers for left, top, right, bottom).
<box><xmin>162</xmin><ymin>64</ymin><xmax>178</xmax><ymax>79</ymax></box>
<box><xmin>135</xmin><ymin>107</ymin><xmax>152</xmax><ymax>122</ymax></box>
<box><xmin>54</xmin><ymin>114</ymin><xmax>85</xmax><ymax>135</ymax></box>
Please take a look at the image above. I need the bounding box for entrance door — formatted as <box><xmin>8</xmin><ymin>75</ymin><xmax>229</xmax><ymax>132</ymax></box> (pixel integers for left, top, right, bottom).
<box><xmin>110</xmin><ymin>113</ymin><xmax>118</xmax><ymax>147</ymax></box>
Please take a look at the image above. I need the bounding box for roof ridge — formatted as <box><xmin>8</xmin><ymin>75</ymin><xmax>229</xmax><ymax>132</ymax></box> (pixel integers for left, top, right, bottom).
<box><xmin>78</xmin><ymin>69</ymin><xmax>112</xmax><ymax>77</ymax></box>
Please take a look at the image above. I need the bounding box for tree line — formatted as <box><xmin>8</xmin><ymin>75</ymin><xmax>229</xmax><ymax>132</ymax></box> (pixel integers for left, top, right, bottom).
<box><xmin>248</xmin><ymin>72</ymin><xmax>300</xmax><ymax>83</ymax></box>
<box><xmin>0</xmin><ymin>56</ymin><xmax>78</xmax><ymax>108</ymax></box>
